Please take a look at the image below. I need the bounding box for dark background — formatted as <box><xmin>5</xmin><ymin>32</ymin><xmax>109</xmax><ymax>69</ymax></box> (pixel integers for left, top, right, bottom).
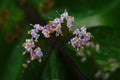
<box><xmin>0</xmin><ymin>0</ymin><xmax>120</xmax><ymax>80</ymax></box>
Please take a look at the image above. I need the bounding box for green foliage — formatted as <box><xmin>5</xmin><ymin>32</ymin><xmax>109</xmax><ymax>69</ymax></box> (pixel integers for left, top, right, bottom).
<box><xmin>1</xmin><ymin>0</ymin><xmax>120</xmax><ymax>80</ymax></box>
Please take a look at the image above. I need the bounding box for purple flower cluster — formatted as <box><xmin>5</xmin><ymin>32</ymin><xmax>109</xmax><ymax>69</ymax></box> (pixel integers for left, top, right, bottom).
<box><xmin>28</xmin><ymin>24</ymin><xmax>42</xmax><ymax>40</ymax></box>
<box><xmin>22</xmin><ymin>39</ymin><xmax>43</xmax><ymax>61</ymax></box>
<box><xmin>22</xmin><ymin>10</ymin><xmax>92</xmax><ymax>65</ymax></box>
<box><xmin>28</xmin><ymin>10</ymin><xmax>74</xmax><ymax>39</ymax></box>
<box><xmin>69</xmin><ymin>26</ymin><xmax>92</xmax><ymax>49</ymax></box>
<box><xmin>23</xmin><ymin>39</ymin><xmax>35</xmax><ymax>52</ymax></box>
<box><xmin>22</xmin><ymin>10</ymin><xmax>74</xmax><ymax>63</ymax></box>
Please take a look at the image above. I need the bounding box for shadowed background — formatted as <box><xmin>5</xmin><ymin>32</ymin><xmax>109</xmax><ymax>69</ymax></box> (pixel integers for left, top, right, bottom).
<box><xmin>0</xmin><ymin>0</ymin><xmax>120</xmax><ymax>80</ymax></box>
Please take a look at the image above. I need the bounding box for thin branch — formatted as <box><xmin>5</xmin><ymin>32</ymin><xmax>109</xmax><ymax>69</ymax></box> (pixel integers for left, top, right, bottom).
<box><xmin>50</xmin><ymin>35</ymin><xmax>89</xmax><ymax>80</ymax></box>
<box><xmin>39</xmin><ymin>46</ymin><xmax>54</xmax><ymax>77</ymax></box>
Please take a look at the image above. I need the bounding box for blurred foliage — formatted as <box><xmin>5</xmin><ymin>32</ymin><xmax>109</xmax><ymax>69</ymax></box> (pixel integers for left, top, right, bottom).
<box><xmin>0</xmin><ymin>0</ymin><xmax>120</xmax><ymax>80</ymax></box>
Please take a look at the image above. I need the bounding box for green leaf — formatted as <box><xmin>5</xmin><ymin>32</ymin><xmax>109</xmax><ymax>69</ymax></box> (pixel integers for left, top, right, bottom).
<box><xmin>88</xmin><ymin>26</ymin><xmax>120</xmax><ymax>73</ymax></box>
<box><xmin>40</xmin><ymin>0</ymin><xmax>120</xmax><ymax>29</ymax></box>
<box><xmin>41</xmin><ymin>50</ymin><xmax>65</xmax><ymax>80</ymax></box>
<box><xmin>2</xmin><ymin>42</ymin><xmax>24</xmax><ymax>80</ymax></box>
<box><xmin>63</xmin><ymin>26</ymin><xmax>120</xmax><ymax>79</ymax></box>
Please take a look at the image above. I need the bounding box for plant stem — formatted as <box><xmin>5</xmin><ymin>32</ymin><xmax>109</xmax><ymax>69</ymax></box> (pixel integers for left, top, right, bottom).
<box><xmin>50</xmin><ymin>35</ymin><xmax>89</xmax><ymax>80</ymax></box>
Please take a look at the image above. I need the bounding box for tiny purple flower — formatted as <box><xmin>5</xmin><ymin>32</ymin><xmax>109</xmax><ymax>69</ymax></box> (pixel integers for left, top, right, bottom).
<box><xmin>69</xmin><ymin>27</ymin><xmax>92</xmax><ymax>49</ymax></box>
<box><xmin>60</xmin><ymin>11</ymin><xmax>68</xmax><ymax>22</ymax></box>
<box><xmin>70</xmin><ymin>36</ymin><xmax>81</xmax><ymax>48</ymax></box>
<box><xmin>55</xmin><ymin>24</ymin><xmax>62</xmax><ymax>34</ymax></box>
<box><xmin>34</xmin><ymin>24</ymin><xmax>43</xmax><ymax>31</ymax></box>
<box><xmin>81</xmin><ymin>26</ymin><xmax>86</xmax><ymax>32</ymax></box>
<box><xmin>53</xmin><ymin>18</ymin><xmax>61</xmax><ymax>24</ymax></box>
<box><xmin>30</xmin><ymin>47</ymin><xmax>43</xmax><ymax>60</ymax></box>
<box><xmin>34</xmin><ymin>47</ymin><xmax>43</xmax><ymax>58</ymax></box>
<box><xmin>23</xmin><ymin>39</ymin><xmax>35</xmax><ymax>52</ymax></box>
<box><xmin>66</xmin><ymin>16</ymin><xmax>74</xmax><ymax>30</ymax></box>
<box><xmin>44</xmin><ymin>25</ymin><xmax>53</xmax><ymax>31</ymax></box>
<box><xmin>42</xmin><ymin>29</ymin><xmax>50</xmax><ymax>38</ymax></box>
<box><xmin>30</xmin><ymin>29</ymin><xmax>40</xmax><ymax>39</ymax></box>
<box><xmin>73</xmin><ymin>29</ymin><xmax>80</xmax><ymax>35</ymax></box>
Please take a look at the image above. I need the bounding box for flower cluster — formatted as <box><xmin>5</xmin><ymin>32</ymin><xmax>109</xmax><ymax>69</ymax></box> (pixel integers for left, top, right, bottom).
<box><xmin>27</xmin><ymin>10</ymin><xmax>74</xmax><ymax>39</ymax></box>
<box><xmin>22</xmin><ymin>10</ymin><xmax>91</xmax><ymax>65</ymax></box>
<box><xmin>69</xmin><ymin>26</ymin><xmax>92</xmax><ymax>50</ymax></box>
<box><xmin>22</xmin><ymin>10</ymin><xmax>74</xmax><ymax>64</ymax></box>
<box><xmin>22</xmin><ymin>39</ymin><xmax>43</xmax><ymax>61</ymax></box>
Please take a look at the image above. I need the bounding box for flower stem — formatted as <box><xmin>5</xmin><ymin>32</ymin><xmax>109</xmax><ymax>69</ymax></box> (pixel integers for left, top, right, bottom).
<box><xmin>50</xmin><ymin>35</ymin><xmax>89</xmax><ymax>80</ymax></box>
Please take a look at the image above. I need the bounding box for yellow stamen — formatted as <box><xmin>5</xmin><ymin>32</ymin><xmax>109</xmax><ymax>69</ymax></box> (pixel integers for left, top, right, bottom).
<box><xmin>22</xmin><ymin>43</ymin><xmax>25</xmax><ymax>47</ymax></box>
<box><xmin>84</xmin><ymin>32</ymin><xmax>86</xmax><ymax>35</ymax></box>
<box><xmin>72</xmin><ymin>44</ymin><xmax>75</xmax><ymax>48</ymax></box>
<box><xmin>31</xmin><ymin>56</ymin><xmax>35</xmax><ymax>60</ymax></box>
<box><xmin>22</xmin><ymin>63</ymin><xmax>28</xmax><ymax>68</ymax></box>
<box><xmin>78</xmin><ymin>44</ymin><xmax>80</xmax><ymax>47</ymax></box>
<box><xmin>73</xmin><ymin>32</ymin><xmax>75</xmax><ymax>35</ymax></box>
<box><xmin>61</xmin><ymin>34</ymin><xmax>63</xmax><ymax>36</ymax></box>
<box><xmin>28</xmin><ymin>31</ymin><xmax>31</xmax><ymax>34</ymax></box>
<box><xmin>48</xmin><ymin>21</ymin><xmax>52</xmax><ymax>24</ymax></box>
<box><xmin>39</xmin><ymin>59</ymin><xmax>42</xmax><ymax>63</ymax></box>
<box><xmin>35</xmin><ymin>39</ymin><xmax>38</xmax><ymax>42</ymax></box>
<box><xmin>68</xmin><ymin>41</ymin><xmax>70</xmax><ymax>44</ymax></box>
<box><xmin>28</xmin><ymin>48</ymin><xmax>32</xmax><ymax>51</ymax></box>
<box><xmin>53</xmin><ymin>28</ymin><xmax>56</xmax><ymax>31</ymax></box>
<box><xmin>82</xmin><ymin>43</ymin><xmax>84</xmax><ymax>45</ymax></box>
<box><xmin>30</xmin><ymin>24</ymin><xmax>33</xmax><ymax>26</ymax></box>
<box><xmin>56</xmin><ymin>33</ymin><xmax>59</xmax><ymax>37</ymax></box>
<box><xmin>22</xmin><ymin>51</ymin><xmax>26</xmax><ymax>55</ymax></box>
<box><xmin>69</xmin><ymin>29</ymin><xmax>72</xmax><ymax>31</ymax></box>
<box><xmin>33</xmin><ymin>25</ymin><xmax>35</xmax><ymax>28</ymax></box>
<box><xmin>77</xmin><ymin>48</ymin><xmax>79</xmax><ymax>51</ymax></box>
<box><xmin>48</xmin><ymin>30</ymin><xmax>50</xmax><ymax>33</ymax></box>
<box><xmin>42</xmin><ymin>30</ymin><xmax>44</xmax><ymax>34</ymax></box>
<box><xmin>78</xmin><ymin>37</ymin><xmax>81</xmax><ymax>40</ymax></box>
<box><xmin>27</xmin><ymin>43</ymin><xmax>31</xmax><ymax>46</ymax></box>
<box><xmin>46</xmin><ymin>36</ymin><xmax>49</xmax><ymax>38</ymax></box>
